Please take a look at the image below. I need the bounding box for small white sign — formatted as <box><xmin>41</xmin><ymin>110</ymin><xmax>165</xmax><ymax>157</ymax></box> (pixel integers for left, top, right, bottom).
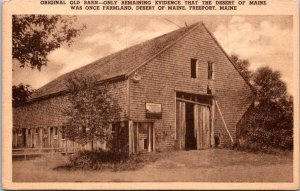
<box><xmin>146</xmin><ymin>103</ymin><xmax>162</xmax><ymax>119</ymax></box>
<box><xmin>146</xmin><ymin>103</ymin><xmax>161</xmax><ymax>113</ymax></box>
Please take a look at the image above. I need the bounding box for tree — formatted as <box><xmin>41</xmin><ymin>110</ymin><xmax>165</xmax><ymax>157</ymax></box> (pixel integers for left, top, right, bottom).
<box><xmin>252</xmin><ymin>67</ymin><xmax>287</xmax><ymax>102</ymax></box>
<box><xmin>12</xmin><ymin>84</ymin><xmax>34</xmax><ymax>107</ymax></box>
<box><xmin>230</xmin><ymin>54</ymin><xmax>252</xmax><ymax>81</ymax></box>
<box><xmin>239</xmin><ymin>66</ymin><xmax>293</xmax><ymax>150</ymax></box>
<box><xmin>63</xmin><ymin>76</ymin><xmax>121</xmax><ymax>151</ymax></box>
<box><xmin>13</xmin><ymin>15</ymin><xmax>86</xmax><ymax>71</ymax></box>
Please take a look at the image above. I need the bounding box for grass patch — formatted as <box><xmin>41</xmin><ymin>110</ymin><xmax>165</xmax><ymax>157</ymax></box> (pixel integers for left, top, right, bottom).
<box><xmin>55</xmin><ymin>150</ymin><xmax>160</xmax><ymax>171</ymax></box>
<box><xmin>233</xmin><ymin>144</ymin><xmax>293</xmax><ymax>155</ymax></box>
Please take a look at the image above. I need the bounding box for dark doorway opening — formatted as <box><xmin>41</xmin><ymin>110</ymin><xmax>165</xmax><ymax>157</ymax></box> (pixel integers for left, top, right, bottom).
<box><xmin>22</xmin><ymin>128</ymin><xmax>27</xmax><ymax>147</ymax></box>
<box><xmin>185</xmin><ymin>103</ymin><xmax>196</xmax><ymax>150</ymax></box>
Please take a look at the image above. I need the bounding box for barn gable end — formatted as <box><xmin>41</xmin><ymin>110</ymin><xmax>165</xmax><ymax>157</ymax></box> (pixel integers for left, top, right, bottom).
<box><xmin>128</xmin><ymin>23</ymin><xmax>253</xmax><ymax>149</ymax></box>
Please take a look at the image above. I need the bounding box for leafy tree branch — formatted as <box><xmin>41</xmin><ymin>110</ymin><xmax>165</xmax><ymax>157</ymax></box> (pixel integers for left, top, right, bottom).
<box><xmin>63</xmin><ymin>76</ymin><xmax>121</xmax><ymax>151</ymax></box>
<box><xmin>13</xmin><ymin>15</ymin><xmax>86</xmax><ymax>70</ymax></box>
<box><xmin>12</xmin><ymin>84</ymin><xmax>34</xmax><ymax>107</ymax></box>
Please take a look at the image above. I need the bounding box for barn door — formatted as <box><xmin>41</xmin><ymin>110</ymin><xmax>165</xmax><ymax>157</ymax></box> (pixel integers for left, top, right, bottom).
<box><xmin>176</xmin><ymin>101</ymin><xmax>186</xmax><ymax>150</ymax></box>
<box><xmin>194</xmin><ymin>105</ymin><xmax>211</xmax><ymax>149</ymax></box>
<box><xmin>131</xmin><ymin>122</ymin><xmax>153</xmax><ymax>153</ymax></box>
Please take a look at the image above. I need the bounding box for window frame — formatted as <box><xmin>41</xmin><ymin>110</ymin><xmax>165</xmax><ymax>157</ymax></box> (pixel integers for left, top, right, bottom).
<box><xmin>208</xmin><ymin>61</ymin><xmax>214</xmax><ymax>80</ymax></box>
<box><xmin>191</xmin><ymin>58</ymin><xmax>198</xmax><ymax>79</ymax></box>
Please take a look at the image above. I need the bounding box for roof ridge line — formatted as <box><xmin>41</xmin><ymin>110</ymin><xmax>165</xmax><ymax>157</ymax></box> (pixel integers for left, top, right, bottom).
<box><xmin>33</xmin><ymin>23</ymin><xmax>200</xmax><ymax>93</ymax></box>
<box><xmin>53</xmin><ymin>23</ymin><xmax>202</xmax><ymax>83</ymax></box>
<box><xmin>201</xmin><ymin>23</ymin><xmax>255</xmax><ymax>92</ymax></box>
<box><xmin>125</xmin><ymin>22</ymin><xmax>202</xmax><ymax>77</ymax></box>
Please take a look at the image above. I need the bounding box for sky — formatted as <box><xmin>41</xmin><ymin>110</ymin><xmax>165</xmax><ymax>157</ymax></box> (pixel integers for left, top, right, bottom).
<box><xmin>12</xmin><ymin>15</ymin><xmax>293</xmax><ymax>93</ymax></box>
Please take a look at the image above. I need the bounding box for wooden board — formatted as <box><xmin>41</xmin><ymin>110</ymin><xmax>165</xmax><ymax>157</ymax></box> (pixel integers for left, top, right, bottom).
<box><xmin>176</xmin><ymin>101</ymin><xmax>186</xmax><ymax>150</ymax></box>
<box><xmin>194</xmin><ymin>105</ymin><xmax>211</xmax><ymax>149</ymax></box>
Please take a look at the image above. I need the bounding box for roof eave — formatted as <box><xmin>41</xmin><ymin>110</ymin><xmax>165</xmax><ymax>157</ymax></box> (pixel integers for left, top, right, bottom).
<box><xmin>17</xmin><ymin>74</ymin><xmax>127</xmax><ymax>107</ymax></box>
<box><xmin>201</xmin><ymin>23</ymin><xmax>256</xmax><ymax>93</ymax></box>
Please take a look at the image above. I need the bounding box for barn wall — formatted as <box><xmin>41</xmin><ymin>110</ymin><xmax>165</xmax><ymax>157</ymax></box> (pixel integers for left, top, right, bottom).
<box><xmin>12</xmin><ymin>24</ymin><xmax>253</xmax><ymax>151</ymax></box>
<box><xmin>12</xmin><ymin>80</ymin><xmax>129</xmax><ymax>148</ymax></box>
<box><xmin>129</xmin><ymin>24</ymin><xmax>253</xmax><ymax>150</ymax></box>
<box><xmin>13</xmin><ymin>95</ymin><xmax>69</xmax><ymax>129</ymax></box>
<box><xmin>13</xmin><ymin>80</ymin><xmax>128</xmax><ymax>129</ymax></box>
<box><xmin>203</xmin><ymin>28</ymin><xmax>254</xmax><ymax>146</ymax></box>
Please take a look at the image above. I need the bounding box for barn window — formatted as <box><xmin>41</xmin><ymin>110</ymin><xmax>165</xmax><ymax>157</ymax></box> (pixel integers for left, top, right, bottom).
<box><xmin>54</xmin><ymin>127</ymin><xmax>58</xmax><ymax>135</ymax></box>
<box><xmin>62</xmin><ymin>131</ymin><xmax>65</xmax><ymax>139</ymax></box>
<box><xmin>191</xmin><ymin>58</ymin><xmax>198</xmax><ymax>78</ymax></box>
<box><xmin>208</xmin><ymin>61</ymin><xmax>214</xmax><ymax>80</ymax></box>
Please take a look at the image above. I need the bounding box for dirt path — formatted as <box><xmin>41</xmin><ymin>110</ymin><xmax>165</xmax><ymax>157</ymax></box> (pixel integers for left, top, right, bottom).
<box><xmin>13</xmin><ymin>149</ymin><xmax>293</xmax><ymax>182</ymax></box>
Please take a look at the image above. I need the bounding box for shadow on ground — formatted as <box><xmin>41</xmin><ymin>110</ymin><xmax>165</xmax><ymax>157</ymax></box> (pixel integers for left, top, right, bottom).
<box><xmin>12</xmin><ymin>149</ymin><xmax>293</xmax><ymax>182</ymax></box>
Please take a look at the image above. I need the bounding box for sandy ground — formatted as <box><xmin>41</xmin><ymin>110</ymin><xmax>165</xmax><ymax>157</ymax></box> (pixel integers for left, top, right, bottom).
<box><xmin>12</xmin><ymin>149</ymin><xmax>293</xmax><ymax>182</ymax></box>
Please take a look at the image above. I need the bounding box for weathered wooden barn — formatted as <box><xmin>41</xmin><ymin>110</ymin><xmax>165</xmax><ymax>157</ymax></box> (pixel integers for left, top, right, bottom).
<box><xmin>13</xmin><ymin>22</ymin><xmax>253</xmax><ymax>154</ymax></box>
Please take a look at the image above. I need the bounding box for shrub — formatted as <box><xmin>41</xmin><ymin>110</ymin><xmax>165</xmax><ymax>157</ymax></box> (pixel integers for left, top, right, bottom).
<box><xmin>55</xmin><ymin>150</ymin><xmax>158</xmax><ymax>171</ymax></box>
<box><xmin>236</xmin><ymin>66</ymin><xmax>293</xmax><ymax>152</ymax></box>
<box><xmin>238</xmin><ymin>94</ymin><xmax>293</xmax><ymax>152</ymax></box>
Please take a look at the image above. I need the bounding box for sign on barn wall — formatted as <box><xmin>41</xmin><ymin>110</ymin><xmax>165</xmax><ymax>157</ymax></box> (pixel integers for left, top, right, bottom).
<box><xmin>145</xmin><ymin>103</ymin><xmax>162</xmax><ymax>119</ymax></box>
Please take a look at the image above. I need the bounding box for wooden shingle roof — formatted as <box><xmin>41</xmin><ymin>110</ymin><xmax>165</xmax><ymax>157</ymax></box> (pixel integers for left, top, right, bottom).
<box><xmin>31</xmin><ymin>23</ymin><xmax>201</xmax><ymax>100</ymax></box>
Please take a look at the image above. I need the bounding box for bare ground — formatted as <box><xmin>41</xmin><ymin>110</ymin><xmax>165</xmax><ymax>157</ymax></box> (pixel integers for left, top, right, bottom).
<box><xmin>12</xmin><ymin>149</ymin><xmax>293</xmax><ymax>182</ymax></box>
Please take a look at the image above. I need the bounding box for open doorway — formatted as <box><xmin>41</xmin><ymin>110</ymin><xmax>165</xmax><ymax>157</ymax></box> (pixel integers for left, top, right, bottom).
<box><xmin>185</xmin><ymin>103</ymin><xmax>196</xmax><ymax>150</ymax></box>
<box><xmin>133</xmin><ymin>122</ymin><xmax>154</xmax><ymax>153</ymax></box>
<box><xmin>176</xmin><ymin>91</ymin><xmax>212</xmax><ymax>150</ymax></box>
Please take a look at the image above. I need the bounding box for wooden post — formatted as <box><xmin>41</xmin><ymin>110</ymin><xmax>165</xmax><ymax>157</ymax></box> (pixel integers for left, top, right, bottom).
<box><xmin>48</xmin><ymin>127</ymin><xmax>51</xmax><ymax>148</ymax></box>
<box><xmin>17</xmin><ymin>129</ymin><xmax>19</xmax><ymax>147</ymax></box>
<box><xmin>25</xmin><ymin>128</ymin><xmax>29</xmax><ymax>148</ymax></box>
<box><xmin>58</xmin><ymin>127</ymin><xmax>61</xmax><ymax>148</ymax></box>
<box><xmin>36</xmin><ymin>128</ymin><xmax>39</xmax><ymax>147</ymax></box>
<box><xmin>13</xmin><ymin>130</ymin><xmax>16</xmax><ymax>148</ymax></box>
<box><xmin>148</xmin><ymin>125</ymin><xmax>152</xmax><ymax>152</ymax></box>
<box><xmin>128</xmin><ymin>120</ymin><xmax>133</xmax><ymax>154</ymax></box>
<box><xmin>215</xmin><ymin>101</ymin><xmax>234</xmax><ymax>144</ymax></box>
<box><xmin>57</xmin><ymin>128</ymin><xmax>60</xmax><ymax>149</ymax></box>
<box><xmin>27</xmin><ymin>129</ymin><xmax>30</xmax><ymax>147</ymax></box>
<box><xmin>39</xmin><ymin>128</ymin><xmax>43</xmax><ymax>148</ymax></box>
<box><xmin>29</xmin><ymin>129</ymin><xmax>31</xmax><ymax>147</ymax></box>
<box><xmin>136</xmin><ymin>123</ymin><xmax>139</xmax><ymax>152</ymax></box>
<box><xmin>31</xmin><ymin>129</ymin><xmax>34</xmax><ymax>147</ymax></box>
<box><xmin>131</xmin><ymin>122</ymin><xmax>135</xmax><ymax>154</ymax></box>
<box><xmin>31</xmin><ymin>128</ymin><xmax>33</xmax><ymax>147</ymax></box>
<box><xmin>50</xmin><ymin>128</ymin><xmax>53</xmax><ymax>152</ymax></box>
<box><xmin>34</xmin><ymin>128</ymin><xmax>36</xmax><ymax>148</ymax></box>
<box><xmin>73</xmin><ymin>141</ymin><xmax>75</xmax><ymax>152</ymax></box>
<box><xmin>55</xmin><ymin>127</ymin><xmax>58</xmax><ymax>148</ymax></box>
<box><xmin>27</xmin><ymin>129</ymin><xmax>31</xmax><ymax>147</ymax></box>
<box><xmin>153</xmin><ymin>126</ymin><xmax>155</xmax><ymax>152</ymax></box>
<box><xmin>210</xmin><ymin>100</ymin><xmax>215</xmax><ymax>147</ymax></box>
<box><xmin>12</xmin><ymin>130</ymin><xmax>14</xmax><ymax>148</ymax></box>
<box><xmin>66</xmin><ymin>139</ymin><xmax>68</xmax><ymax>153</ymax></box>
